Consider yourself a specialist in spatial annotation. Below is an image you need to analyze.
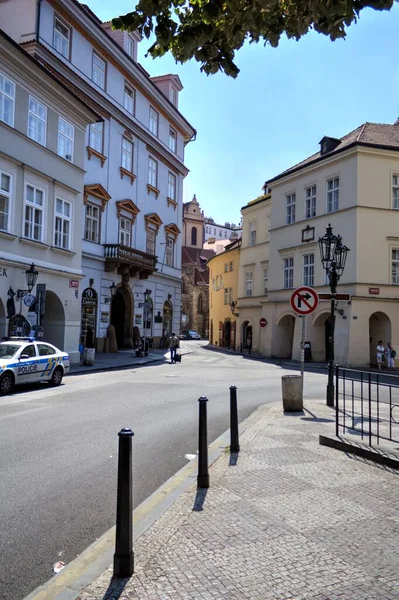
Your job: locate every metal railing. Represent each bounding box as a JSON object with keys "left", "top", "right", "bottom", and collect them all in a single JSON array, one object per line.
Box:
[
  {"left": 104, "top": 244, "right": 157, "bottom": 269},
  {"left": 335, "top": 366, "right": 399, "bottom": 445}
]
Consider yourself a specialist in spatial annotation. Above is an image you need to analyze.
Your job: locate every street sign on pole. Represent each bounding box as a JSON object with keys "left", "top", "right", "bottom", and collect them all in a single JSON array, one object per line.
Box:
[
  {"left": 259, "top": 317, "right": 267, "bottom": 328},
  {"left": 318, "top": 293, "right": 350, "bottom": 301},
  {"left": 290, "top": 286, "right": 319, "bottom": 316}
]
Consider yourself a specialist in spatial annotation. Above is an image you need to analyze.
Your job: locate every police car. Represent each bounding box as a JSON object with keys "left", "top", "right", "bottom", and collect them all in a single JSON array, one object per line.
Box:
[{"left": 0, "top": 337, "right": 70, "bottom": 395}]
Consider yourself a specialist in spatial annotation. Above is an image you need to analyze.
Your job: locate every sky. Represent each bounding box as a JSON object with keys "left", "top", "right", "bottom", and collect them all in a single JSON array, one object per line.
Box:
[{"left": 86, "top": 1, "right": 399, "bottom": 226}]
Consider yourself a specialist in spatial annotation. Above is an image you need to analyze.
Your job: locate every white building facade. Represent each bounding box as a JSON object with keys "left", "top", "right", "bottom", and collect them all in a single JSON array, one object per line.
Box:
[{"left": 204, "top": 218, "right": 241, "bottom": 242}]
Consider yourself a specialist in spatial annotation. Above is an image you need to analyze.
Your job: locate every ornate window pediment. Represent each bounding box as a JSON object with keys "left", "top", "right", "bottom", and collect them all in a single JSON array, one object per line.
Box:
[
  {"left": 165, "top": 223, "right": 180, "bottom": 239},
  {"left": 145, "top": 212, "right": 163, "bottom": 232},
  {"left": 116, "top": 200, "right": 140, "bottom": 222},
  {"left": 84, "top": 184, "right": 111, "bottom": 212}
]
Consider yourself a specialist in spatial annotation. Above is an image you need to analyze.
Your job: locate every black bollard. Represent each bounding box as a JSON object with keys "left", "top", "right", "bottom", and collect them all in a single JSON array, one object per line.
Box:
[
  {"left": 230, "top": 386, "right": 240, "bottom": 453},
  {"left": 114, "top": 428, "right": 134, "bottom": 578},
  {"left": 197, "top": 396, "right": 209, "bottom": 489}
]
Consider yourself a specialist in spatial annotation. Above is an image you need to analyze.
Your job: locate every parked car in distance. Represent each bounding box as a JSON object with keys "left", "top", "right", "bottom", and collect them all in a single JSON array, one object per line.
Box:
[{"left": 179, "top": 330, "right": 201, "bottom": 340}]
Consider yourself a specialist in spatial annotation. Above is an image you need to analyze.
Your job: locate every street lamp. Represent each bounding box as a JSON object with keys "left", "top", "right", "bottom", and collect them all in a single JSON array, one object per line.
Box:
[
  {"left": 319, "top": 224, "right": 349, "bottom": 406},
  {"left": 109, "top": 282, "right": 117, "bottom": 298},
  {"left": 16, "top": 263, "right": 39, "bottom": 299}
]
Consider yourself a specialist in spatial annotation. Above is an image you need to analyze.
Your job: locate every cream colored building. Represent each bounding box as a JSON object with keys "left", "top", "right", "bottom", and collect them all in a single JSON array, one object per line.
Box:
[
  {"left": 262, "top": 122, "right": 399, "bottom": 367},
  {"left": 236, "top": 194, "right": 271, "bottom": 353}
]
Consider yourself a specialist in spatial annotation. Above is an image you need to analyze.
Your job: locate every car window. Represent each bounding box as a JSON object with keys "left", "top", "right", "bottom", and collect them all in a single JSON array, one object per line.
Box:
[
  {"left": 22, "top": 344, "right": 36, "bottom": 358},
  {"left": 37, "top": 344, "right": 56, "bottom": 356},
  {"left": 0, "top": 344, "right": 21, "bottom": 358}
]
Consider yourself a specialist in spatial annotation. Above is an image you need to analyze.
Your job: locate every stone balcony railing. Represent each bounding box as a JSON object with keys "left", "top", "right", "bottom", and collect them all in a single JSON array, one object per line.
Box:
[{"left": 104, "top": 244, "right": 157, "bottom": 279}]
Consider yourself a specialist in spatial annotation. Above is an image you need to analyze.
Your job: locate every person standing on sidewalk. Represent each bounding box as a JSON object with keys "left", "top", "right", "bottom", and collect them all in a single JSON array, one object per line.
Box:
[
  {"left": 169, "top": 332, "right": 179, "bottom": 363},
  {"left": 386, "top": 342, "right": 396, "bottom": 370},
  {"left": 376, "top": 340, "right": 385, "bottom": 371}
]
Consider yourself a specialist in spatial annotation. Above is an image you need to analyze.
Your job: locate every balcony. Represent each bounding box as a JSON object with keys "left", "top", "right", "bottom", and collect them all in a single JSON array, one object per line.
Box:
[{"left": 104, "top": 244, "right": 157, "bottom": 279}]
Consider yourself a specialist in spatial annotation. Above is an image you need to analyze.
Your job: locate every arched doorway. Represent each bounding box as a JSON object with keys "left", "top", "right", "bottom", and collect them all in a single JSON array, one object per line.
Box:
[
  {"left": 275, "top": 314, "right": 295, "bottom": 358},
  {"left": 310, "top": 312, "right": 331, "bottom": 362},
  {"left": 162, "top": 300, "right": 173, "bottom": 336},
  {"left": 242, "top": 321, "right": 253, "bottom": 351},
  {"left": 369, "top": 312, "right": 391, "bottom": 366},
  {"left": 111, "top": 286, "right": 133, "bottom": 349},
  {"left": 224, "top": 319, "right": 231, "bottom": 349},
  {"left": 8, "top": 314, "right": 31, "bottom": 337},
  {"left": 43, "top": 291, "right": 65, "bottom": 350}
]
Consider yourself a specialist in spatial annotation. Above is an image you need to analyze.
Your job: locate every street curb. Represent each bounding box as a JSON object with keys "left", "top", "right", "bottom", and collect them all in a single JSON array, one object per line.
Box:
[{"left": 23, "top": 402, "right": 277, "bottom": 600}]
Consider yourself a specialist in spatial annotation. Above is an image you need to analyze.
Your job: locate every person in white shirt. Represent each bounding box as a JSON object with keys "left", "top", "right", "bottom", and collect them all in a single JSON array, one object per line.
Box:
[{"left": 376, "top": 340, "right": 385, "bottom": 371}]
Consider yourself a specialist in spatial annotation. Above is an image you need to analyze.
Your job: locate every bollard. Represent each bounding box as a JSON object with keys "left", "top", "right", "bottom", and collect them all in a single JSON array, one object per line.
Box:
[
  {"left": 197, "top": 396, "right": 209, "bottom": 489},
  {"left": 230, "top": 386, "right": 240, "bottom": 453},
  {"left": 113, "top": 428, "right": 134, "bottom": 578}
]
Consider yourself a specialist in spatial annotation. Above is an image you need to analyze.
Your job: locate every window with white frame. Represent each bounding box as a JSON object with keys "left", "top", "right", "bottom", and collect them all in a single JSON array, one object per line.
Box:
[
  {"left": 58, "top": 117, "right": 74, "bottom": 161},
  {"left": 228, "top": 287, "right": 233, "bottom": 305},
  {"left": 119, "top": 217, "right": 131, "bottom": 247},
  {"left": 245, "top": 271, "right": 253, "bottom": 297},
  {"left": 28, "top": 96, "right": 47, "bottom": 146},
  {"left": 126, "top": 36, "right": 134, "bottom": 58},
  {"left": 148, "top": 157, "right": 158, "bottom": 188},
  {"left": 0, "top": 72, "right": 15, "bottom": 126},
  {"left": 224, "top": 262, "right": 228, "bottom": 273},
  {"left": 54, "top": 197, "right": 71, "bottom": 250},
  {"left": 392, "top": 249, "right": 399, "bottom": 284},
  {"left": 149, "top": 107, "right": 158, "bottom": 136},
  {"left": 166, "top": 236, "right": 174, "bottom": 266},
  {"left": 89, "top": 121, "right": 103, "bottom": 153},
  {"left": 286, "top": 193, "right": 296, "bottom": 225},
  {"left": 0, "top": 171, "right": 12, "bottom": 232},
  {"left": 53, "top": 18, "right": 70, "bottom": 58},
  {"left": 283, "top": 257, "right": 294, "bottom": 289},
  {"left": 146, "top": 226, "right": 156, "bottom": 255},
  {"left": 168, "top": 127, "right": 177, "bottom": 152},
  {"left": 249, "top": 221, "right": 256, "bottom": 246},
  {"left": 327, "top": 177, "right": 339, "bottom": 213},
  {"left": 168, "top": 172, "right": 176, "bottom": 200},
  {"left": 224, "top": 288, "right": 229, "bottom": 305},
  {"left": 229, "top": 261, "right": 233, "bottom": 272},
  {"left": 263, "top": 268, "right": 268, "bottom": 295},
  {"left": 121, "top": 138, "right": 133, "bottom": 172},
  {"left": 171, "top": 88, "right": 177, "bottom": 106},
  {"left": 303, "top": 253, "right": 314, "bottom": 286},
  {"left": 92, "top": 53, "right": 106, "bottom": 89},
  {"left": 24, "top": 184, "right": 44, "bottom": 242},
  {"left": 124, "top": 85, "right": 135, "bottom": 114},
  {"left": 393, "top": 175, "right": 399, "bottom": 209},
  {"left": 305, "top": 185, "right": 316, "bottom": 219},
  {"left": 84, "top": 204, "right": 100, "bottom": 243}
]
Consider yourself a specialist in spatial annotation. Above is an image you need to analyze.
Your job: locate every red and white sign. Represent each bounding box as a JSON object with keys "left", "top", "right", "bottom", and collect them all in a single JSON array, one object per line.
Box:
[
  {"left": 369, "top": 287, "right": 380, "bottom": 295},
  {"left": 259, "top": 317, "right": 267, "bottom": 328},
  {"left": 69, "top": 280, "right": 79, "bottom": 288},
  {"left": 290, "top": 286, "right": 319, "bottom": 316}
]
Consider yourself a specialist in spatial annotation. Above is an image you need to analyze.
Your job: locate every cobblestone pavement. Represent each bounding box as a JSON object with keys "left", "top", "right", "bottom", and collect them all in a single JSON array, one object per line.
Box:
[{"left": 77, "top": 400, "right": 399, "bottom": 600}]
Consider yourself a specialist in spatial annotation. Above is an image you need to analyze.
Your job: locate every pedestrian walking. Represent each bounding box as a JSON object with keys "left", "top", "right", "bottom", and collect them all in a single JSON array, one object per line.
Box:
[
  {"left": 376, "top": 340, "right": 385, "bottom": 371},
  {"left": 169, "top": 332, "right": 179, "bottom": 363},
  {"left": 247, "top": 330, "right": 252, "bottom": 356},
  {"left": 386, "top": 342, "right": 396, "bottom": 370}
]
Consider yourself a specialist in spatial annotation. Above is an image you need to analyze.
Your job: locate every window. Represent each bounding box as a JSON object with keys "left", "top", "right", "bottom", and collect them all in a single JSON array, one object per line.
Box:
[
  {"left": 191, "top": 227, "right": 197, "bottom": 246},
  {"left": 92, "top": 53, "right": 106, "bottom": 90},
  {"left": 305, "top": 185, "right": 316, "bottom": 219},
  {"left": 23, "top": 344, "right": 36, "bottom": 358},
  {"left": 392, "top": 249, "right": 399, "bottom": 284},
  {"left": 267, "top": 216, "right": 271, "bottom": 240},
  {"left": 124, "top": 86, "right": 135, "bottom": 114},
  {"left": 24, "top": 184, "right": 44, "bottom": 242},
  {"left": 168, "top": 127, "right": 177, "bottom": 153},
  {"left": 148, "top": 157, "right": 158, "bottom": 187},
  {"left": 168, "top": 172, "right": 176, "bottom": 200},
  {"left": 224, "top": 263, "right": 228, "bottom": 273},
  {"left": 229, "top": 261, "right": 233, "bottom": 272},
  {"left": 54, "top": 197, "right": 71, "bottom": 250},
  {"left": 303, "top": 254, "right": 314, "bottom": 286},
  {"left": 28, "top": 96, "right": 47, "bottom": 146},
  {"left": 283, "top": 257, "right": 294, "bottom": 289},
  {"left": 89, "top": 122, "right": 103, "bottom": 153},
  {"left": 38, "top": 344, "right": 56, "bottom": 356},
  {"left": 327, "top": 177, "right": 339, "bottom": 213},
  {"left": 224, "top": 231, "right": 227, "bottom": 238},
  {"left": 228, "top": 288, "right": 233, "bottom": 305},
  {"left": 198, "top": 294, "right": 203, "bottom": 313},
  {"left": 245, "top": 272, "right": 253, "bottom": 297},
  {"left": 393, "top": 175, "right": 399, "bottom": 209},
  {"left": 84, "top": 204, "right": 100, "bottom": 243},
  {"left": 249, "top": 221, "right": 256, "bottom": 246},
  {"left": 0, "top": 171, "right": 11, "bottom": 232},
  {"left": 286, "top": 193, "right": 296, "bottom": 225},
  {"left": 0, "top": 72, "right": 15, "bottom": 126},
  {"left": 166, "top": 236, "right": 174, "bottom": 266},
  {"left": 53, "top": 18, "right": 70, "bottom": 58},
  {"left": 149, "top": 107, "right": 158, "bottom": 136},
  {"left": 126, "top": 37, "right": 134, "bottom": 58},
  {"left": 214, "top": 228, "right": 216, "bottom": 235},
  {"left": 171, "top": 88, "right": 177, "bottom": 106},
  {"left": 224, "top": 288, "right": 229, "bottom": 305},
  {"left": 58, "top": 117, "right": 74, "bottom": 161},
  {"left": 146, "top": 227, "right": 156, "bottom": 255},
  {"left": 122, "top": 138, "right": 133, "bottom": 172},
  {"left": 263, "top": 269, "right": 268, "bottom": 295},
  {"left": 219, "top": 230, "right": 222, "bottom": 236},
  {"left": 119, "top": 217, "right": 131, "bottom": 247}
]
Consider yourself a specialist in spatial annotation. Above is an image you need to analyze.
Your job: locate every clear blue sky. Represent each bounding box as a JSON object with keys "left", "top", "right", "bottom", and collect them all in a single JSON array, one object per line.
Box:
[{"left": 87, "top": 1, "right": 399, "bottom": 225}]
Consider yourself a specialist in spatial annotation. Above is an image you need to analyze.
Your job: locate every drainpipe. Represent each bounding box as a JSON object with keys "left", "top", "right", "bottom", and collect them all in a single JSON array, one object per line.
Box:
[{"left": 35, "top": 0, "right": 42, "bottom": 42}]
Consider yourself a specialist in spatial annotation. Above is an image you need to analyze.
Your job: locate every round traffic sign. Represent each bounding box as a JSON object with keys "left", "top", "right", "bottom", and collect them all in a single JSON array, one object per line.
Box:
[
  {"left": 290, "top": 286, "right": 319, "bottom": 316},
  {"left": 259, "top": 317, "right": 267, "bottom": 328}
]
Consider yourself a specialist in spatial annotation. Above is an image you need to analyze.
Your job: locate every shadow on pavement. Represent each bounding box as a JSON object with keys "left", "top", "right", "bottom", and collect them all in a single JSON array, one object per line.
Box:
[
  {"left": 102, "top": 576, "right": 129, "bottom": 600},
  {"left": 192, "top": 489, "right": 208, "bottom": 512},
  {"left": 229, "top": 452, "right": 239, "bottom": 467}
]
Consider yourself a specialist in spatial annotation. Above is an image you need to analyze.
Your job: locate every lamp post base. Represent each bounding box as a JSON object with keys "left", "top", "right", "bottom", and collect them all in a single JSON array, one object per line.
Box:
[{"left": 326, "top": 382, "right": 334, "bottom": 407}]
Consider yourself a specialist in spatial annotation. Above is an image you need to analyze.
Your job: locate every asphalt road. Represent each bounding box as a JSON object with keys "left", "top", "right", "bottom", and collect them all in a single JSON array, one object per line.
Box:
[{"left": 0, "top": 342, "right": 328, "bottom": 600}]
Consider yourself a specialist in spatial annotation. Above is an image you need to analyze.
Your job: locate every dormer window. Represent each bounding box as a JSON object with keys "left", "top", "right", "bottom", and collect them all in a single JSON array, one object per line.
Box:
[
  {"left": 126, "top": 36, "right": 136, "bottom": 60},
  {"left": 171, "top": 88, "right": 178, "bottom": 107},
  {"left": 320, "top": 136, "right": 341, "bottom": 156}
]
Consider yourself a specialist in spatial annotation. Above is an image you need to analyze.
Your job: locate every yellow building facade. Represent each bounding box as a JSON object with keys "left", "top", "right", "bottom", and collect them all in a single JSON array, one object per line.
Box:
[{"left": 208, "top": 239, "right": 241, "bottom": 349}]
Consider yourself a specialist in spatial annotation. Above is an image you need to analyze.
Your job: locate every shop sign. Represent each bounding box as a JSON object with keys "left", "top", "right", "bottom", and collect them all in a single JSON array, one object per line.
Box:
[
  {"left": 100, "top": 312, "right": 109, "bottom": 323},
  {"left": 369, "top": 287, "right": 380, "bottom": 295},
  {"left": 69, "top": 280, "right": 79, "bottom": 288},
  {"left": 135, "top": 314, "right": 142, "bottom": 325},
  {"left": 0, "top": 268, "right": 8, "bottom": 277},
  {"left": 82, "top": 288, "right": 97, "bottom": 306},
  {"left": 23, "top": 293, "right": 36, "bottom": 307}
]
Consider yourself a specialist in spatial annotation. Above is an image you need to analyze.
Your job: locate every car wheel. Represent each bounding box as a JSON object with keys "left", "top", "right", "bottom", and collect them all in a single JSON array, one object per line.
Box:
[
  {"left": 0, "top": 372, "right": 14, "bottom": 395},
  {"left": 50, "top": 366, "right": 63, "bottom": 387}
]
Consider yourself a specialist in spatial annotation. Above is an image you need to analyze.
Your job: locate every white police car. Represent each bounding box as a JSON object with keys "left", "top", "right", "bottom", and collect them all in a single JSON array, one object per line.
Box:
[{"left": 0, "top": 337, "right": 70, "bottom": 395}]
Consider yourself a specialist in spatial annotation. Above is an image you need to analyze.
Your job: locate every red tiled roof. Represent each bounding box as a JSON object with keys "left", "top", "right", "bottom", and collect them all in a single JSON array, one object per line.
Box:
[{"left": 182, "top": 246, "right": 215, "bottom": 266}]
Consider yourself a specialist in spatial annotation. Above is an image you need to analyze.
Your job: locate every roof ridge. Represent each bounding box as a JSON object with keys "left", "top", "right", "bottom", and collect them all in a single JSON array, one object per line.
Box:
[{"left": 357, "top": 122, "right": 368, "bottom": 142}]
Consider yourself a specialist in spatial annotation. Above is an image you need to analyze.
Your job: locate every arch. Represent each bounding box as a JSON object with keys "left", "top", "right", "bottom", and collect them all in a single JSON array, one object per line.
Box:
[
  {"left": 162, "top": 300, "right": 173, "bottom": 336},
  {"left": 42, "top": 290, "right": 65, "bottom": 350},
  {"left": 308, "top": 311, "right": 331, "bottom": 361},
  {"left": 111, "top": 285, "right": 134, "bottom": 349},
  {"left": 275, "top": 314, "right": 295, "bottom": 358},
  {"left": 276, "top": 311, "right": 296, "bottom": 327},
  {"left": 241, "top": 320, "right": 253, "bottom": 351},
  {"left": 224, "top": 318, "right": 232, "bottom": 349},
  {"left": 369, "top": 312, "right": 392, "bottom": 366},
  {"left": 191, "top": 226, "right": 197, "bottom": 246}
]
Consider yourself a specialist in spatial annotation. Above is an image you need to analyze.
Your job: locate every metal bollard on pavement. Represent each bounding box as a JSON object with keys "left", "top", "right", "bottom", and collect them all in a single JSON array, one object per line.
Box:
[
  {"left": 113, "top": 427, "right": 134, "bottom": 578},
  {"left": 197, "top": 396, "right": 210, "bottom": 489},
  {"left": 230, "top": 386, "right": 240, "bottom": 453}
]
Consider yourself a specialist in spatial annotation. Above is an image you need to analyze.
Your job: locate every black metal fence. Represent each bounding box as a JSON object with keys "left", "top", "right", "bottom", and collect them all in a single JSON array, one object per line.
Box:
[{"left": 335, "top": 366, "right": 399, "bottom": 445}]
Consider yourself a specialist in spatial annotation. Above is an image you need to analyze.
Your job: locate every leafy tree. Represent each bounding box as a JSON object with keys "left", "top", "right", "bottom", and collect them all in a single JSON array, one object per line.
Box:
[{"left": 112, "top": 1, "right": 395, "bottom": 78}]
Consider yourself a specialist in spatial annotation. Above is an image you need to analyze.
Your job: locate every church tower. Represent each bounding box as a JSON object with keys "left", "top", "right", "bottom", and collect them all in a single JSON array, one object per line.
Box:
[{"left": 182, "top": 194, "right": 205, "bottom": 248}]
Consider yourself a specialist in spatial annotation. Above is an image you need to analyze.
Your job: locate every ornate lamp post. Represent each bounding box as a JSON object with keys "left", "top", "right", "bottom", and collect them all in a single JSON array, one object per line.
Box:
[
  {"left": 109, "top": 281, "right": 117, "bottom": 298},
  {"left": 16, "top": 263, "right": 39, "bottom": 299},
  {"left": 318, "top": 224, "right": 349, "bottom": 406}
]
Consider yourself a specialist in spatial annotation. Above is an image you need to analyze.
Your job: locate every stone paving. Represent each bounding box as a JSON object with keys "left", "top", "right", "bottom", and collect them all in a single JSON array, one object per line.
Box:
[{"left": 77, "top": 400, "right": 399, "bottom": 600}]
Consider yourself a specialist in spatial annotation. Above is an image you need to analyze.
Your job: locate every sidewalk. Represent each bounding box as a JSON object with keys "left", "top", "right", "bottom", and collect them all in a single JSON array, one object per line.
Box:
[
  {"left": 69, "top": 348, "right": 191, "bottom": 375},
  {"left": 40, "top": 398, "right": 399, "bottom": 600}
]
